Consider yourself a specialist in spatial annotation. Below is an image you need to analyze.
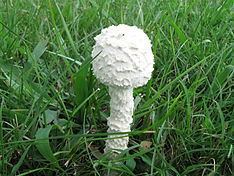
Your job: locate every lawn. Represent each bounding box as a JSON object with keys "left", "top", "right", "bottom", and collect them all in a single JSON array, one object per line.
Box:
[{"left": 0, "top": 0, "right": 233, "bottom": 175}]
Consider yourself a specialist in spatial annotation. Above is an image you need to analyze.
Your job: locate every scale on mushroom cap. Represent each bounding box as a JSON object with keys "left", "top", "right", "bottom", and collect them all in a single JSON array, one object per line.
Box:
[{"left": 92, "top": 24, "right": 154, "bottom": 154}]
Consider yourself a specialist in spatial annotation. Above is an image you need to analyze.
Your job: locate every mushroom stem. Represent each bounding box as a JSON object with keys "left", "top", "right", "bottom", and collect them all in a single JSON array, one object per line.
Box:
[{"left": 104, "top": 86, "right": 134, "bottom": 153}]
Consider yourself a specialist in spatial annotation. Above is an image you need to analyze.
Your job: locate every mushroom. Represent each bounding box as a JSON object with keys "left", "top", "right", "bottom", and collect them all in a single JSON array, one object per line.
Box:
[{"left": 92, "top": 24, "right": 154, "bottom": 153}]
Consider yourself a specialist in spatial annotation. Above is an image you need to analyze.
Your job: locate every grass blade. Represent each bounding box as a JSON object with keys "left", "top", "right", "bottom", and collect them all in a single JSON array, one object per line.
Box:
[
  {"left": 35, "top": 125, "right": 59, "bottom": 168},
  {"left": 10, "top": 145, "right": 31, "bottom": 176}
]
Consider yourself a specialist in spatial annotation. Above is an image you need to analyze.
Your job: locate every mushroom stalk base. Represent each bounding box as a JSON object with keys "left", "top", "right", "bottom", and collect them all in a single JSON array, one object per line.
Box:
[{"left": 104, "top": 86, "right": 134, "bottom": 153}]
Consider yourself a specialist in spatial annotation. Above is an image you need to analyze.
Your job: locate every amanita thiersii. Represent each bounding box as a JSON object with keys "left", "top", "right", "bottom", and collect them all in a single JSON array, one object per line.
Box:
[{"left": 92, "top": 24, "right": 154, "bottom": 153}]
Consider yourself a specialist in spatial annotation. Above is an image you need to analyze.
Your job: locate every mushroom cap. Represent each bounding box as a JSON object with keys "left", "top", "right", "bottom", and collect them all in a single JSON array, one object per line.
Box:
[{"left": 92, "top": 24, "right": 154, "bottom": 88}]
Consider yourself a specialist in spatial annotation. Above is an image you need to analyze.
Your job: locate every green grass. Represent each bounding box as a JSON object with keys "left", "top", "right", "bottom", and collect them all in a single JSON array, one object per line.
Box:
[{"left": 0, "top": 0, "right": 233, "bottom": 175}]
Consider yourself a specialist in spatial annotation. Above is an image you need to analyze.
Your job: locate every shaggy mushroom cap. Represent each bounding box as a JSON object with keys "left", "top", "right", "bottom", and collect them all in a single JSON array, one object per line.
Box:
[{"left": 92, "top": 24, "right": 154, "bottom": 88}]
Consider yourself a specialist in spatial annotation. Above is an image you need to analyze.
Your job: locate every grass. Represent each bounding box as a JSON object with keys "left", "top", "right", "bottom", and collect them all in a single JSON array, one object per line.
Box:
[{"left": 0, "top": 0, "right": 233, "bottom": 175}]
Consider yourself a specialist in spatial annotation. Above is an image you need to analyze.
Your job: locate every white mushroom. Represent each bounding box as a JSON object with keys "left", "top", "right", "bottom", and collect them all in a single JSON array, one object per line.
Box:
[{"left": 92, "top": 24, "right": 154, "bottom": 153}]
